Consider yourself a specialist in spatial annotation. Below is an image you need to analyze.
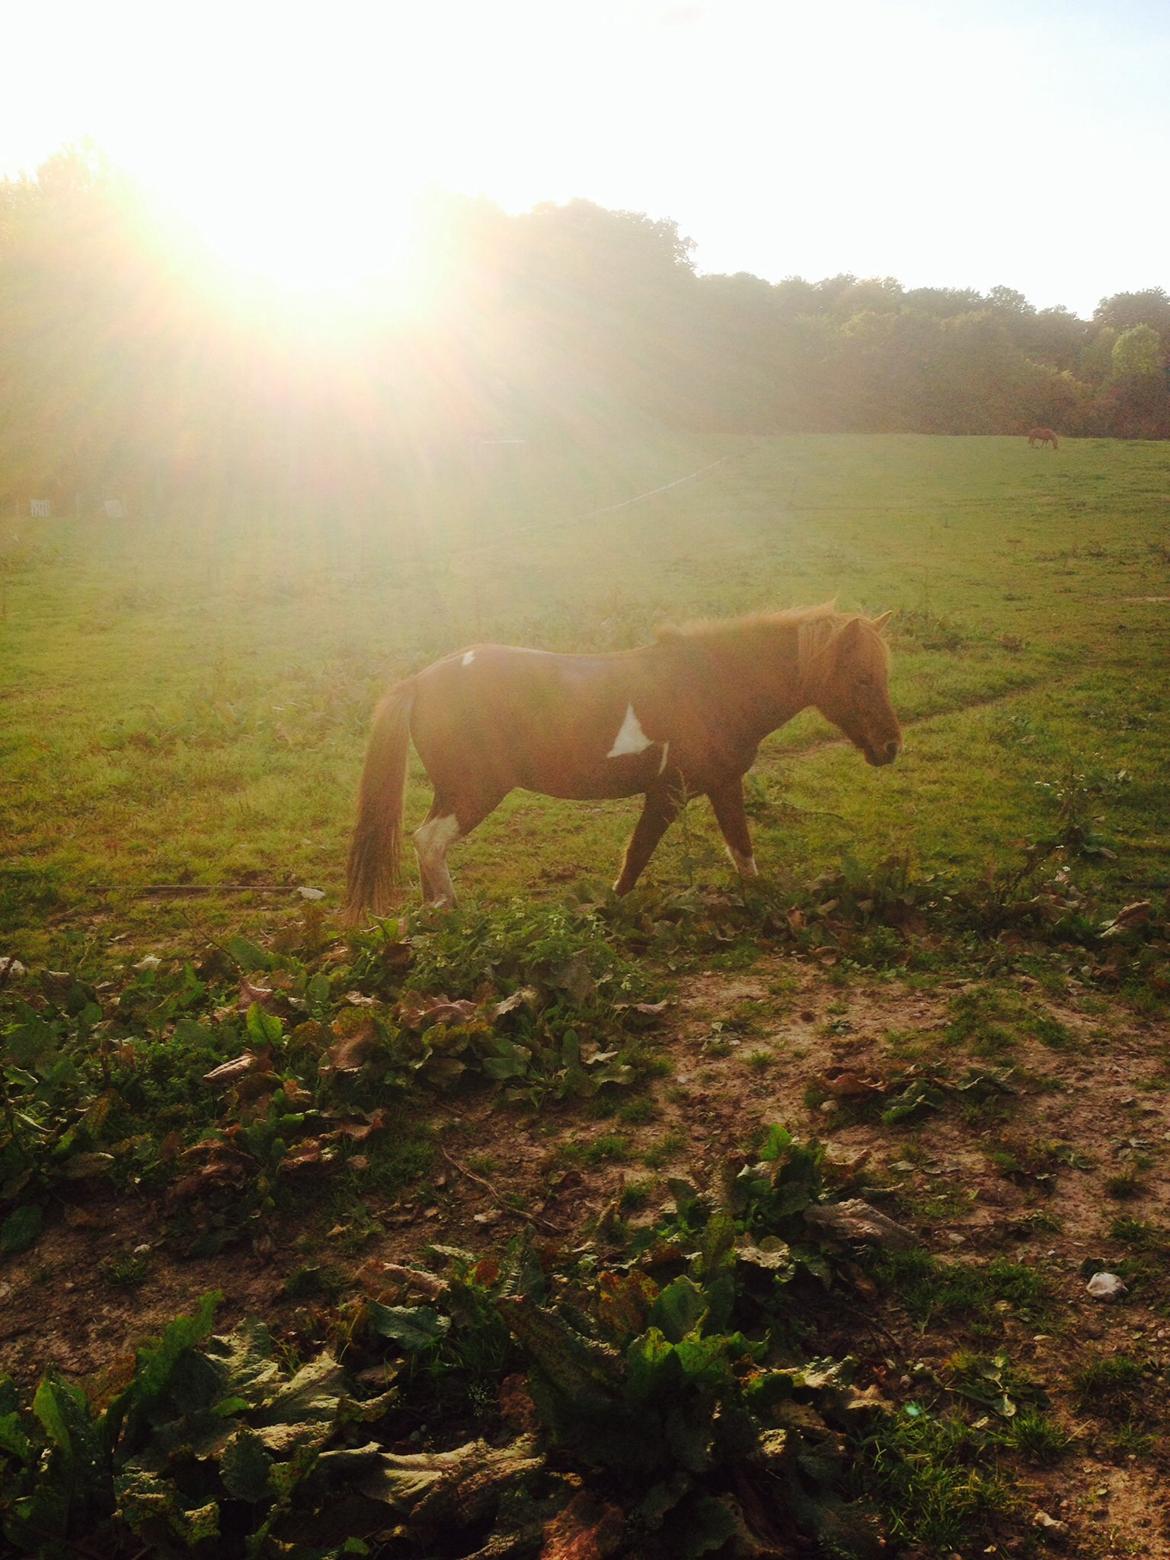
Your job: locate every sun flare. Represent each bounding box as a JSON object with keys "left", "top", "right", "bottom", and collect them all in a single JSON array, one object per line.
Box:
[{"left": 153, "top": 159, "right": 433, "bottom": 313}]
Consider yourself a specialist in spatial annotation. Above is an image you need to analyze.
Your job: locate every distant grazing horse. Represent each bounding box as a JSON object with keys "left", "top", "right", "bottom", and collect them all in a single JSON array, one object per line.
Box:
[
  {"left": 344, "top": 605, "right": 902, "bottom": 915},
  {"left": 1028, "top": 427, "right": 1059, "bottom": 448}
]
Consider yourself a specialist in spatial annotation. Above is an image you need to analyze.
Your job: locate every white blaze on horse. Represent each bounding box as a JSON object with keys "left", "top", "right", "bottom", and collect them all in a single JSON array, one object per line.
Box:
[{"left": 344, "top": 604, "right": 902, "bottom": 917}]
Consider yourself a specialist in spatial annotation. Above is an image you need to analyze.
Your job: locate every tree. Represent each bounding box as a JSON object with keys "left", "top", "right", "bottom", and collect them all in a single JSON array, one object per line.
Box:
[
  {"left": 988, "top": 285, "right": 1033, "bottom": 316},
  {"left": 1111, "top": 323, "right": 1162, "bottom": 380},
  {"left": 1094, "top": 288, "right": 1170, "bottom": 346},
  {"left": 1104, "top": 324, "right": 1169, "bottom": 438}
]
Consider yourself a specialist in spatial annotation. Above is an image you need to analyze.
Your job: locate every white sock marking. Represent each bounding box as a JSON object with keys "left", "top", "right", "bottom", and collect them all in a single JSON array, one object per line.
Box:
[
  {"left": 415, "top": 814, "right": 461, "bottom": 904},
  {"left": 607, "top": 703, "right": 653, "bottom": 758},
  {"left": 726, "top": 844, "right": 759, "bottom": 878},
  {"left": 657, "top": 741, "right": 670, "bottom": 776}
]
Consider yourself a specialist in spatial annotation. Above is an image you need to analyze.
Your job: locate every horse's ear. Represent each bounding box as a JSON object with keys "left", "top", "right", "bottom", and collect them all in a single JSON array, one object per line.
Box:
[{"left": 870, "top": 610, "right": 894, "bottom": 633}]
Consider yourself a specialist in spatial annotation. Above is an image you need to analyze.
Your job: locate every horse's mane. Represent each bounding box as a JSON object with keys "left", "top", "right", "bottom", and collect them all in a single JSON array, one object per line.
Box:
[
  {"left": 657, "top": 602, "right": 838, "bottom": 642},
  {"left": 656, "top": 604, "right": 887, "bottom": 688}
]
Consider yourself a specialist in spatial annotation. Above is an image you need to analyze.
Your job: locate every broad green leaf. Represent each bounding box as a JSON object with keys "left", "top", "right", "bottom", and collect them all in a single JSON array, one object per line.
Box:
[
  {"left": 261, "top": 1355, "right": 345, "bottom": 1425},
  {"left": 30, "top": 1376, "right": 107, "bottom": 1506},
  {"left": 649, "top": 1277, "right": 707, "bottom": 1344},
  {"left": 758, "top": 1124, "right": 793, "bottom": 1161},
  {"left": 696, "top": 1212, "right": 736, "bottom": 1281},
  {"left": 5, "top": 1016, "right": 59, "bottom": 1070},
  {"left": 736, "top": 1236, "right": 792, "bottom": 1272},
  {"left": 252, "top": 1418, "right": 335, "bottom": 1457},
  {"left": 246, "top": 1002, "right": 284, "bottom": 1047},
  {"left": 673, "top": 1494, "right": 739, "bottom": 1557},
  {"left": 501, "top": 1298, "right": 622, "bottom": 1413},
  {"left": 220, "top": 1427, "right": 272, "bottom": 1501},
  {"left": 559, "top": 1029, "right": 581, "bottom": 1068},
  {"left": 664, "top": 1403, "right": 713, "bottom": 1473},
  {"left": 590, "top": 1060, "right": 635, "bottom": 1087},
  {"left": 32, "top": 1376, "right": 90, "bottom": 1454},
  {"left": 307, "top": 971, "right": 333, "bottom": 1008},
  {"left": 225, "top": 935, "right": 272, "bottom": 971},
  {"left": 117, "top": 1466, "right": 222, "bottom": 1545},
  {"left": 365, "top": 1303, "right": 450, "bottom": 1352},
  {"left": 481, "top": 1039, "right": 530, "bottom": 1081},
  {"left": 314, "top": 1439, "right": 384, "bottom": 1471},
  {"left": 360, "top": 1436, "right": 541, "bottom": 1516},
  {"left": 635, "top": 1473, "right": 691, "bottom": 1530},
  {"left": 419, "top": 1055, "right": 466, "bottom": 1086},
  {"left": 207, "top": 1320, "right": 282, "bottom": 1409},
  {"left": 106, "top": 1291, "right": 221, "bottom": 1451},
  {"left": 624, "top": 1328, "right": 683, "bottom": 1406},
  {"left": 0, "top": 1203, "right": 43, "bottom": 1255},
  {"left": 674, "top": 1334, "right": 738, "bottom": 1389},
  {"left": 0, "top": 1410, "right": 31, "bottom": 1461}
]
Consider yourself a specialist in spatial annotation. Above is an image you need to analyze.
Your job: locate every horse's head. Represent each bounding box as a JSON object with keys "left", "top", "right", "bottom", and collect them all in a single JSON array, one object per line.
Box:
[{"left": 806, "top": 612, "right": 902, "bottom": 767}]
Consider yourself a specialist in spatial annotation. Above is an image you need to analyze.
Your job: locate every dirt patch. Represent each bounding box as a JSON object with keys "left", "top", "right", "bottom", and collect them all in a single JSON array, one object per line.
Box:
[{"left": 3, "top": 954, "right": 1168, "bottom": 1554}]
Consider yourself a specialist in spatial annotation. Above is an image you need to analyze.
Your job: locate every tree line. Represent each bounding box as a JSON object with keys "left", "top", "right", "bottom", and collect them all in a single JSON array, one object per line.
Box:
[{"left": 3, "top": 147, "right": 1169, "bottom": 513}]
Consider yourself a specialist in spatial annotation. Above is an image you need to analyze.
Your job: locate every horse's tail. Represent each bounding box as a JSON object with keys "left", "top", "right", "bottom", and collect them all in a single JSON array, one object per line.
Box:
[{"left": 343, "top": 680, "right": 416, "bottom": 924}]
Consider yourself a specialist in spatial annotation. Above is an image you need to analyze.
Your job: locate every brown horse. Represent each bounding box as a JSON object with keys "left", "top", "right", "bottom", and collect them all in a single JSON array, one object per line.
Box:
[
  {"left": 344, "top": 605, "right": 902, "bottom": 916},
  {"left": 1028, "top": 427, "right": 1059, "bottom": 448}
]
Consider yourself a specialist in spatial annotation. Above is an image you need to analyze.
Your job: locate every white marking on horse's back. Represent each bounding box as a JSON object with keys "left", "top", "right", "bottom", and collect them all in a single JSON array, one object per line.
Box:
[
  {"left": 461, "top": 650, "right": 476, "bottom": 666},
  {"left": 607, "top": 704, "right": 654, "bottom": 758}
]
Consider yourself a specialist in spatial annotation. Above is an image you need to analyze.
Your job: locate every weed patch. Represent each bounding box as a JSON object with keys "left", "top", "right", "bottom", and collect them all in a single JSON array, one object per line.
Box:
[{"left": 873, "top": 1249, "right": 1051, "bottom": 1332}]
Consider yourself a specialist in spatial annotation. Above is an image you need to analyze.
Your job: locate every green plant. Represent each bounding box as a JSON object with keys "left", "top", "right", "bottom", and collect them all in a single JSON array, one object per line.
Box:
[
  {"left": 101, "top": 1251, "right": 151, "bottom": 1290},
  {"left": 1074, "top": 1354, "right": 1146, "bottom": 1416},
  {"left": 873, "top": 1250, "right": 1050, "bottom": 1332},
  {"left": 861, "top": 1409, "right": 1006, "bottom": 1551},
  {"left": 1104, "top": 1171, "right": 1145, "bottom": 1200},
  {"left": 1002, "top": 1407, "right": 1074, "bottom": 1465},
  {"left": 642, "top": 1129, "right": 687, "bottom": 1168}
]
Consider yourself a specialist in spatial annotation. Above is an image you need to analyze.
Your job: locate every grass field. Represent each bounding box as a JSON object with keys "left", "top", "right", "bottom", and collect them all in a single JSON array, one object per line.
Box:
[
  {"left": 3, "top": 433, "right": 1170, "bottom": 1558},
  {"left": 3, "top": 431, "right": 1169, "bottom": 947}
]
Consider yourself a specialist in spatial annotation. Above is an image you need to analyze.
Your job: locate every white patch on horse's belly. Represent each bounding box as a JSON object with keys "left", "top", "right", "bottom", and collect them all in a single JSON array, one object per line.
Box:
[
  {"left": 606, "top": 704, "right": 654, "bottom": 758},
  {"left": 461, "top": 650, "right": 476, "bottom": 666}
]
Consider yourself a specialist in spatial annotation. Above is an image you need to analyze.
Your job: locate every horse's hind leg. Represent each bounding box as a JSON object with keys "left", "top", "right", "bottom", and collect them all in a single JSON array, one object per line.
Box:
[
  {"left": 415, "top": 807, "right": 461, "bottom": 906},
  {"left": 414, "top": 788, "right": 504, "bottom": 907}
]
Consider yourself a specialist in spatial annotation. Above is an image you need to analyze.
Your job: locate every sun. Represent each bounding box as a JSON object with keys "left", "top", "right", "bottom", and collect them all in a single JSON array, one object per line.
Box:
[{"left": 155, "top": 161, "right": 432, "bottom": 311}]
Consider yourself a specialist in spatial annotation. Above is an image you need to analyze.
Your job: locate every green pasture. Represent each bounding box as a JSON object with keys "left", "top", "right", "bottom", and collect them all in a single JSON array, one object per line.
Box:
[{"left": 3, "top": 431, "right": 1169, "bottom": 954}]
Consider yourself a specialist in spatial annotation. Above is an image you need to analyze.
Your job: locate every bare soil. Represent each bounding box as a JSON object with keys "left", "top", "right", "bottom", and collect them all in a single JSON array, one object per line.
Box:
[{"left": 4, "top": 954, "right": 1169, "bottom": 1556}]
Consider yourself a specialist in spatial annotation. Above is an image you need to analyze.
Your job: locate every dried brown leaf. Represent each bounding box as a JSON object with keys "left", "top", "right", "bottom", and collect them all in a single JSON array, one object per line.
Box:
[
  {"left": 400, "top": 995, "right": 480, "bottom": 1031},
  {"left": 324, "top": 1017, "right": 380, "bottom": 1073},
  {"left": 542, "top": 1490, "right": 625, "bottom": 1559},
  {"left": 203, "top": 1051, "right": 269, "bottom": 1087},
  {"left": 821, "top": 1069, "right": 883, "bottom": 1099}
]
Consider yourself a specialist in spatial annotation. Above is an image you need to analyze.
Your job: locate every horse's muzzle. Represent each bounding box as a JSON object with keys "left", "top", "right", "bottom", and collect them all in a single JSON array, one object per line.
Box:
[{"left": 866, "top": 738, "right": 902, "bottom": 767}]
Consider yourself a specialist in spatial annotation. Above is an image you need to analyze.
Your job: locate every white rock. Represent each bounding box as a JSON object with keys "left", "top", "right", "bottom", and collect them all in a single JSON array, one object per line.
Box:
[
  {"left": 1034, "top": 1509, "right": 1068, "bottom": 1534},
  {"left": 0, "top": 956, "right": 27, "bottom": 980},
  {"left": 1086, "top": 1271, "right": 1127, "bottom": 1301}
]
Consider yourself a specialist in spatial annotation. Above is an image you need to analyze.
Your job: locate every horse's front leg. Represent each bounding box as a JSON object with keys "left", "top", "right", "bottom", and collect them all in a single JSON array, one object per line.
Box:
[
  {"left": 613, "top": 783, "right": 682, "bottom": 895},
  {"left": 708, "top": 776, "right": 759, "bottom": 880}
]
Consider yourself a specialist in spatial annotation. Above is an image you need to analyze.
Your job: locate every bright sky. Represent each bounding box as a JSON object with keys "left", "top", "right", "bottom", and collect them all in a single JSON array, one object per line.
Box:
[{"left": 2, "top": 0, "right": 1168, "bottom": 316}]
